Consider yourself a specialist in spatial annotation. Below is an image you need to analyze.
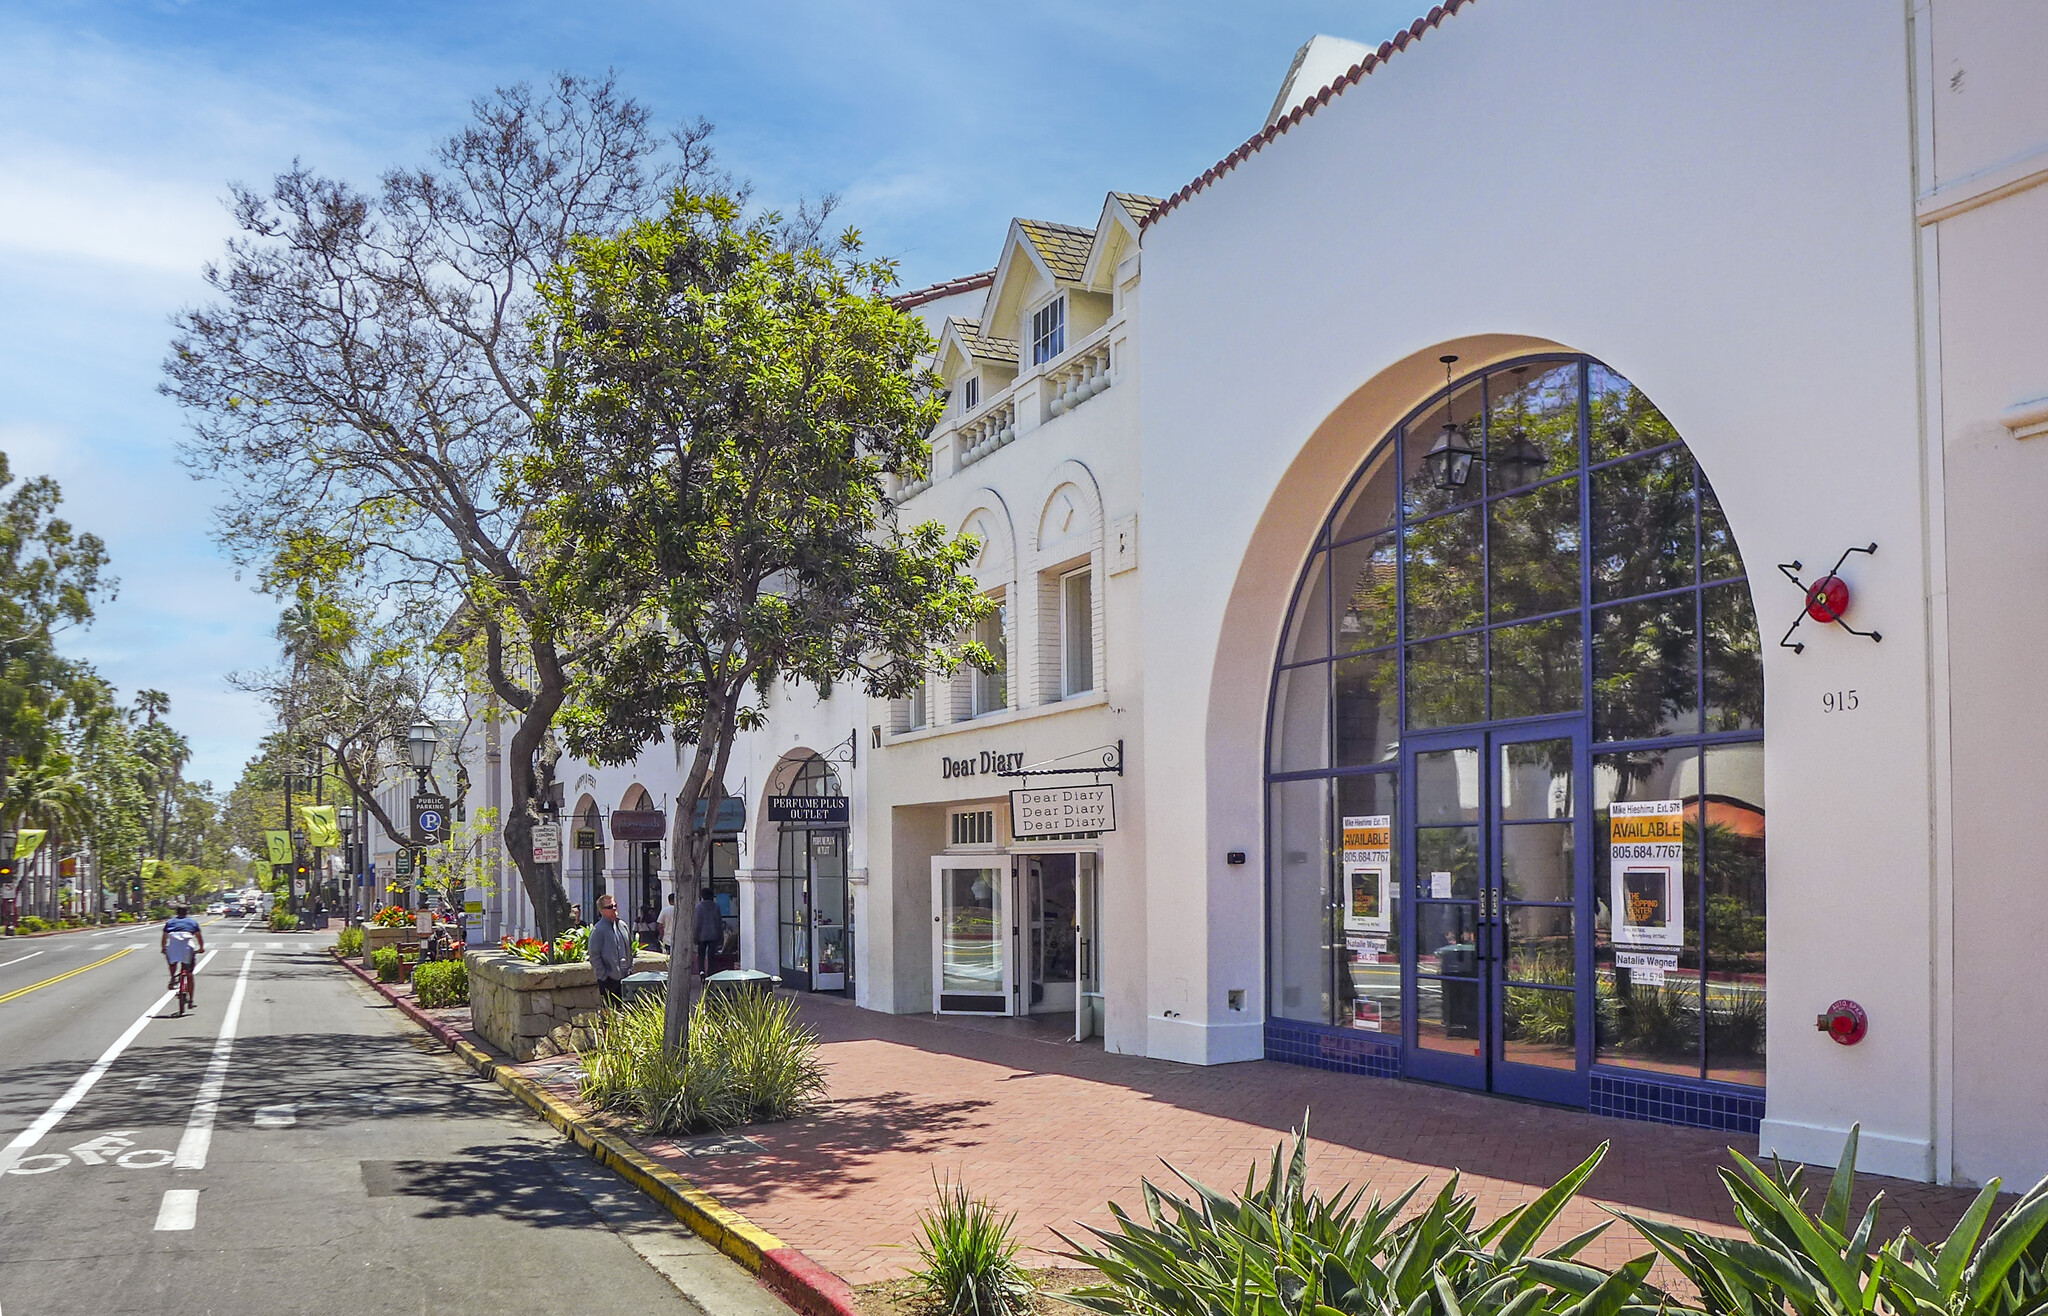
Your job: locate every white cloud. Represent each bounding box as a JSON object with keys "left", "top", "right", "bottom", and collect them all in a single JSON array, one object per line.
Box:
[{"left": 0, "top": 154, "right": 234, "bottom": 275}]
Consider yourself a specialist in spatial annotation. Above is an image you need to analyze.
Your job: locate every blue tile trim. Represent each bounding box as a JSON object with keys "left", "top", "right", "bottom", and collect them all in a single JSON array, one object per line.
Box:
[
  {"left": 1588, "top": 1069, "right": 1764, "bottom": 1134},
  {"left": 1264, "top": 1018, "right": 1402, "bottom": 1079},
  {"left": 1265, "top": 1022, "right": 1764, "bottom": 1134}
]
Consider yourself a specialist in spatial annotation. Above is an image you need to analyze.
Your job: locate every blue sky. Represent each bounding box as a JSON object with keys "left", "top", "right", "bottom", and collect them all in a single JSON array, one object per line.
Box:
[{"left": 0, "top": 0, "right": 1426, "bottom": 788}]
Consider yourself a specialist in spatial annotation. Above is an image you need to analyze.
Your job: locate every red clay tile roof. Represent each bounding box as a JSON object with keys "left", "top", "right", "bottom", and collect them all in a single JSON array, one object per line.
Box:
[
  {"left": 893, "top": 269, "right": 996, "bottom": 310},
  {"left": 1142, "top": 1, "right": 1477, "bottom": 230}
]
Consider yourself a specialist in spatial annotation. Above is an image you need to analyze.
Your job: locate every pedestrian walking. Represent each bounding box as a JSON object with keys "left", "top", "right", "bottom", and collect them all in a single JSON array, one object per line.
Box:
[
  {"left": 568, "top": 902, "right": 585, "bottom": 929},
  {"left": 693, "top": 888, "right": 722, "bottom": 978},
  {"left": 587, "top": 895, "right": 632, "bottom": 1007},
  {"left": 654, "top": 892, "right": 675, "bottom": 953}
]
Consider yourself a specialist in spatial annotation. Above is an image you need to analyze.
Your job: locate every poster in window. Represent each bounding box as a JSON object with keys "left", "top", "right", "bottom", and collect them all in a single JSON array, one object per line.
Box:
[
  {"left": 1340, "top": 814, "right": 1391, "bottom": 934},
  {"left": 1610, "top": 799, "right": 1684, "bottom": 947}
]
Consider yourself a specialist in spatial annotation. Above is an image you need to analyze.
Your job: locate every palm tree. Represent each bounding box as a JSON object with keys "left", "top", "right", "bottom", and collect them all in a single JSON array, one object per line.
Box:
[{"left": 134, "top": 689, "right": 170, "bottom": 726}]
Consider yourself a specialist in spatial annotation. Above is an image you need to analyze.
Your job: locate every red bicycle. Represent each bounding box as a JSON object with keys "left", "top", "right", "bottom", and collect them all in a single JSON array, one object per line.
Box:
[{"left": 172, "top": 960, "right": 195, "bottom": 1016}]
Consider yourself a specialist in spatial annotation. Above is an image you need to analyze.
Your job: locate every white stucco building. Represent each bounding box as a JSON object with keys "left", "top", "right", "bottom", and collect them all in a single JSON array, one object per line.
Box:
[{"left": 458, "top": 1, "right": 2048, "bottom": 1188}]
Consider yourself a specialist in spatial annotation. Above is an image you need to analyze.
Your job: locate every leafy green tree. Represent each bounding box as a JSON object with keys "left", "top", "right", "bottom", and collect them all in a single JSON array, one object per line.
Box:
[
  {"left": 163, "top": 76, "right": 711, "bottom": 940},
  {"left": 529, "top": 184, "right": 990, "bottom": 1051}
]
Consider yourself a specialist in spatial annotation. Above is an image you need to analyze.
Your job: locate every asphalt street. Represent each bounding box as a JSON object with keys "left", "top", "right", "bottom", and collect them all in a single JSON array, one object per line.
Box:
[{"left": 0, "top": 919, "right": 789, "bottom": 1316}]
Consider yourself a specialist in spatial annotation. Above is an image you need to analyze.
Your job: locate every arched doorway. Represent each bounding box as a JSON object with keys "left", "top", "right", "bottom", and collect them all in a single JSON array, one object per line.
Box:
[
  {"left": 775, "top": 756, "right": 851, "bottom": 993},
  {"left": 1266, "top": 354, "right": 1765, "bottom": 1108}
]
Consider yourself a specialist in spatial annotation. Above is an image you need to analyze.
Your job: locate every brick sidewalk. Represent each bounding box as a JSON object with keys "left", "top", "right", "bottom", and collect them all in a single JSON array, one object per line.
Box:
[
  {"left": 632, "top": 996, "right": 1986, "bottom": 1287},
  {"left": 392, "top": 973, "right": 1987, "bottom": 1292}
]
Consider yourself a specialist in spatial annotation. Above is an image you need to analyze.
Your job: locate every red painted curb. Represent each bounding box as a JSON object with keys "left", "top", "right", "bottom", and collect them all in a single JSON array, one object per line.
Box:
[{"left": 761, "top": 1247, "right": 863, "bottom": 1316}]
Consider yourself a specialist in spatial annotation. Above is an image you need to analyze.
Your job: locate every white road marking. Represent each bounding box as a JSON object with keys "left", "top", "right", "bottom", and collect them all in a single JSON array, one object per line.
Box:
[
  {"left": 265, "top": 941, "right": 282, "bottom": 950},
  {"left": 173, "top": 950, "right": 254, "bottom": 1170},
  {"left": 229, "top": 942, "right": 248, "bottom": 950},
  {"left": 68, "top": 1132, "right": 136, "bottom": 1164},
  {"left": 154, "top": 1188, "right": 198, "bottom": 1231},
  {"left": 0, "top": 951, "right": 44, "bottom": 969},
  {"left": 0, "top": 948, "right": 216, "bottom": 1175},
  {"left": 253, "top": 1104, "right": 296, "bottom": 1128}
]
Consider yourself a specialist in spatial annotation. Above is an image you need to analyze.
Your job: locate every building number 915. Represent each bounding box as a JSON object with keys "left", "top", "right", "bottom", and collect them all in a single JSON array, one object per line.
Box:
[{"left": 1822, "top": 689, "right": 1860, "bottom": 713}]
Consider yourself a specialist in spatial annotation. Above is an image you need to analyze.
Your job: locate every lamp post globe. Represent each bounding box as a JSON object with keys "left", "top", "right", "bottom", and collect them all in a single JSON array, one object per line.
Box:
[{"left": 407, "top": 720, "right": 438, "bottom": 771}]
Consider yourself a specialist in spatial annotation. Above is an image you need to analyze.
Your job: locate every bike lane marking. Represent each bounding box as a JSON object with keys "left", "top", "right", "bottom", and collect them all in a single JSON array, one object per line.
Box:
[
  {"left": 0, "top": 951, "right": 44, "bottom": 970},
  {"left": 173, "top": 948, "right": 255, "bottom": 1170},
  {"left": 0, "top": 949, "right": 219, "bottom": 1176},
  {"left": 154, "top": 1188, "right": 198, "bottom": 1231},
  {"left": 0, "top": 949, "right": 135, "bottom": 1005}
]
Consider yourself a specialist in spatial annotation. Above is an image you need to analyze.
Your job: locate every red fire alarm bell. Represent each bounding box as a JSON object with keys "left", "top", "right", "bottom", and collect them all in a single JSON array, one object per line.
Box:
[
  {"left": 1816, "top": 999, "right": 1867, "bottom": 1045},
  {"left": 1805, "top": 575, "right": 1851, "bottom": 623}
]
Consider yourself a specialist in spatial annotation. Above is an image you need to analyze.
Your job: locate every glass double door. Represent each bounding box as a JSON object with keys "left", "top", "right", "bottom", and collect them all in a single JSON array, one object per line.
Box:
[
  {"left": 778, "top": 827, "right": 850, "bottom": 992},
  {"left": 931, "top": 852, "right": 1098, "bottom": 1038},
  {"left": 1404, "top": 721, "right": 1588, "bottom": 1105}
]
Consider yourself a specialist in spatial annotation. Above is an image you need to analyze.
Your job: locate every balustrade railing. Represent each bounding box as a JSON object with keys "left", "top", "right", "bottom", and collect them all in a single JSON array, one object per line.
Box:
[
  {"left": 1046, "top": 337, "right": 1113, "bottom": 418},
  {"left": 957, "top": 398, "right": 1018, "bottom": 470}
]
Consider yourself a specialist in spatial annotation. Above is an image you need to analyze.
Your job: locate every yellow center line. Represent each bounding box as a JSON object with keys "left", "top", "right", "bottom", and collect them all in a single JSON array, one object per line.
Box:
[{"left": 0, "top": 948, "right": 136, "bottom": 1005}]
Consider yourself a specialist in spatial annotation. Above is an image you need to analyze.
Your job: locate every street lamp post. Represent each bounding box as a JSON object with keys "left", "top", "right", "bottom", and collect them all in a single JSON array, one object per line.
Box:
[
  {"left": 336, "top": 802, "right": 355, "bottom": 924},
  {"left": 405, "top": 720, "right": 437, "bottom": 911}
]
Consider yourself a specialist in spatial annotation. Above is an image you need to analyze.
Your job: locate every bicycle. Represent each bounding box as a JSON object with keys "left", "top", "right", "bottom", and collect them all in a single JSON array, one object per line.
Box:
[{"left": 173, "top": 960, "right": 195, "bottom": 1016}]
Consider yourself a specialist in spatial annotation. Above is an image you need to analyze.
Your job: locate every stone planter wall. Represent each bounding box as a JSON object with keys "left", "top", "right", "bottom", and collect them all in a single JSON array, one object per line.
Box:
[
  {"left": 466, "top": 948, "right": 668, "bottom": 1061},
  {"left": 363, "top": 924, "right": 410, "bottom": 966}
]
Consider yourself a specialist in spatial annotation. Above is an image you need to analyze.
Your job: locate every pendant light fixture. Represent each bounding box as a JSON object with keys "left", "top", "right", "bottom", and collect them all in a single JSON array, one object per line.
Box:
[
  {"left": 1423, "top": 354, "right": 1480, "bottom": 491},
  {"left": 1496, "top": 365, "right": 1548, "bottom": 489}
]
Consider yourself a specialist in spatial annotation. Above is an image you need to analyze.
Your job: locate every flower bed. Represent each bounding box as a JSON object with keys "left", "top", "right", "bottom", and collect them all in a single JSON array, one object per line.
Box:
[{"left": 465, "top": 946, "right": 667, "bottom": 1062}]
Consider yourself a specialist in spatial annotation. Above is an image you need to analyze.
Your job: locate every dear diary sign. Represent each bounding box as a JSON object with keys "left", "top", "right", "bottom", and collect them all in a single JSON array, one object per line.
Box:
[{"left": 1009, "top": 785, "right": 1116, "bottom": 837}]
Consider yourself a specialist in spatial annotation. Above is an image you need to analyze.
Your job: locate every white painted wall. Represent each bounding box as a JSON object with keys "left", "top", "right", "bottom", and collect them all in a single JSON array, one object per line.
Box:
[{"left": 1139, "top": 1, "right": 1940, "bottom": 1175}]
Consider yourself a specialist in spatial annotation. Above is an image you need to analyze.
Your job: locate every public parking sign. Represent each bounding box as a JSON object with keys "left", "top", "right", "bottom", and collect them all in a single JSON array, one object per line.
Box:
[{"left": 411, "top": 792, "right": 450, "bottom": 847}]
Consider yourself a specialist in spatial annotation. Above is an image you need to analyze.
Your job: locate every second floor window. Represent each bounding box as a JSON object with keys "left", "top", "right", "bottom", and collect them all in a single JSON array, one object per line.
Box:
[
  {"left": 962, "top": 376, "right": 980, "bottom": 412},
  {"left": 1060, "top": 567, "right": 1094, "bottom": 698},
  {"left": 1031, "top": 297, "right": 1066, "bottom": 366},
  {"left": 909, "top": 676, "right": 929, "bottom": 730},
  {"left": 972, "top": 595, "right": 1007, "bottom": 716}
]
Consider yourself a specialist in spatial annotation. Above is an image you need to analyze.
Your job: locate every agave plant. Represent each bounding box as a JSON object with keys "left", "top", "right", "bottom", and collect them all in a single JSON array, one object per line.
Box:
[
  {"left": 1610, "top": 1124, "right": 2048, "bottom": 1316},
  {"left": 1055, "top": 1115, "right": 1647, "bottom": 1316}
]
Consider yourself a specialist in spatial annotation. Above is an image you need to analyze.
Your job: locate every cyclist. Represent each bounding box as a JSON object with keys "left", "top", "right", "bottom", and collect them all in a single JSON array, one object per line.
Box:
[{"left": 161, "top": 904, "right": 204, "bottom": 1014}]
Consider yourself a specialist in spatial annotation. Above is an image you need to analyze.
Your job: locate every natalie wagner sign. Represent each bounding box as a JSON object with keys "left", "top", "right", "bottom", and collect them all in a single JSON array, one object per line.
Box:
[{"left": 1010, "top": 785, "right": 1116, "bottom": 837}]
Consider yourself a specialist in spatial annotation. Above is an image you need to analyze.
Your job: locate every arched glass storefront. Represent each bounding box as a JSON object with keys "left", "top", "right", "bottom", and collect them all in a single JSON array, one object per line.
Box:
[
  {"left": 1266, "top": 355, "right": 1765, "bottom": 1113},
  {"left": 777, "top": 756, "right": 852, "bottom": 993}
]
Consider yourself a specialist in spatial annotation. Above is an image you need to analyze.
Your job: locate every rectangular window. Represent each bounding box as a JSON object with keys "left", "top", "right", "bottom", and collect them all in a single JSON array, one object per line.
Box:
[
  {"left": 972, "top": 595, "right": 1007, "bottom": 716},
  {"left": 949, "top": 808, "right": 995, "bottom": 848},
  {"left": 1031, "top": 297, "right": 1066, "bottom": 366},
  {"left": 962, "top": 376, "right": 980, "bottom": 412},
  {"left": 909, "top": 677, "right": 929, "bottom": 730},
  {"left": 1060, "top": 568, "right": 1094, "bottom": 697}
]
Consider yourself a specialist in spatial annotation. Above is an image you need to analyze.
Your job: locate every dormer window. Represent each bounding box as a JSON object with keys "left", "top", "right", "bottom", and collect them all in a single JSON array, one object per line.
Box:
[
  {"left": 1031, "top": 296, "right": 1066, "bottom": 366},
  {"left": 962, "top": 376, "right": 980, "bottom": 413}
]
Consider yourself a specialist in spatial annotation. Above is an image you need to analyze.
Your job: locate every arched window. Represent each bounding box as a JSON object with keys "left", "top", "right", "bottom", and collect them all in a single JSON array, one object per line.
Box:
[{"left": 1266, "top": 355, "right": 1765, "bottom": 1109}]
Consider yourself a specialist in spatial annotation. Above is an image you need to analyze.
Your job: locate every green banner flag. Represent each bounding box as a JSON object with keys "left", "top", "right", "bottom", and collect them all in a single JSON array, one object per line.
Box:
[
  {"left": 141, "top": 858, "right": 161, "bottom": 886},
  {"left": 14, "top": 829, "right": 46, "bottom": 861},
  {"left": 300, "top": 805, "right": 340, "bottom": 849},
  {"left": 264, "top": 830, "right": 293, "bottom": 865}
]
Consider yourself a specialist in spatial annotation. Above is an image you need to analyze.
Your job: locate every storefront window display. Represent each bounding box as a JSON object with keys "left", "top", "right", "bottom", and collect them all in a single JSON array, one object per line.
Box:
[{"left": 1266, "top": 355, "right": 1765, "bottom": 1101}]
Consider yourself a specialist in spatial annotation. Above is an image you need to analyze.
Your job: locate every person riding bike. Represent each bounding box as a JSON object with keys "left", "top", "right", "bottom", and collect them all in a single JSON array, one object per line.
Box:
[{"left": 161, "top": 904, "right": 204, "bottom": 1013}]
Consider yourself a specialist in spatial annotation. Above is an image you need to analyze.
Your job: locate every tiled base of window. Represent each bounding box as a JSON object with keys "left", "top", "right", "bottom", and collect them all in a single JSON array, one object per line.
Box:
[
  {"left": 1263, "top": 1018, "right": 1402, "bottom": 1079},
  {"left": 1588, "top": 1070, "right": 1764, "bottom": 1134},
  {"left": 1263, "top": 1021, "right": 1764, "bottom": 1135}
]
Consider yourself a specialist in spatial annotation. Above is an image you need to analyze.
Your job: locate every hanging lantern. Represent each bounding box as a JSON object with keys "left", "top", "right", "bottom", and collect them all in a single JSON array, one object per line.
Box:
[{"left": 1423, "top": 354, "right": 1478, "bottom": 490}]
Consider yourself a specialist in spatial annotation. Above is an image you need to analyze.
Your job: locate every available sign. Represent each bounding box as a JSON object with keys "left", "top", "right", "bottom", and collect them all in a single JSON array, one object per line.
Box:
[
  {"left": 531, "top": 823, "right": 561, "bottom": 865},
  {"left": 1009, "top": 785, "right": 1115, "bottom": 837},
  {"left": 767, "top": 795, "right": 850, "bottom": 827},
  {"left": 1340, "top": 815, "right": 1391, "bottom": 935},
  {"left": 1610, "top": 799, "right": 1684, "bottom": 948}
]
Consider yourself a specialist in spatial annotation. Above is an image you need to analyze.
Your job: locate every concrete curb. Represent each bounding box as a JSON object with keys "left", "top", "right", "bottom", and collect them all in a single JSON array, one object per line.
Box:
[{"left": 334, "top": 950, "right": 860, "bottom": 1316}]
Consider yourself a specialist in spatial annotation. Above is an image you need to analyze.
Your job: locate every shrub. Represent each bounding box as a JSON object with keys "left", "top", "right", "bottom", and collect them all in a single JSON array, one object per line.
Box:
[
  {"left": 268, "top": 909, "right": 299, "bottom": 932},
  {"left": 1615, "top": 1125, "right": 2048, "bottom": 1316},
  {"left": 412, "top": 959, "right": 469, "bottom": 1008},
  {"left": 18, "top": 916, "right": 49, "bottom": 933},
  {"left": 914, "top": 1176, "right": 1033, "bottom": 1316},
  {"left": 373, "top": 946, "right": 404, "bottom": 982},
  {"left": 335, "top": 925, "right": 364, "bottom": 957},
  {"left": 579, "top": 995, "right": 747, "bottom": 1133},
  {"left": 1056, "top": 1119, "right": 1628, "bottom": 1316},
  {"left": 701, "top": 987, "right": 827, "bottom": 1122}
]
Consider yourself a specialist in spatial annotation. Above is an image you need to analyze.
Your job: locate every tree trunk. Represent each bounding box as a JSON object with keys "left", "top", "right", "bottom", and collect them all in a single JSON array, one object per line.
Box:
[{"left": 503, "top": 679, "right": 573, "bottom": 942}]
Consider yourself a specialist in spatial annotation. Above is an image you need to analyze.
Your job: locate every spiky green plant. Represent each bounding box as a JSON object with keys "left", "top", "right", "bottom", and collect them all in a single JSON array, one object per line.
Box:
[{"left": 914, "top": 1175, "right": 1034, "bottom": 1316}]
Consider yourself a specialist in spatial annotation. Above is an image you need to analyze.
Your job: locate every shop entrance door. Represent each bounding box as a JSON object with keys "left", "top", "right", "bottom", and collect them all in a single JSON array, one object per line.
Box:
[
  {"left": 779, "top": 828, "right": 851, "bottom": 993},
  {"left": 1075, "top": 855, "right": 1102, "bottom": 1041},
  {"left": 1404, "top": 722, "right": 1587, "bottom": 1106},
  {"left": 1014, "top": 854, "right": 1079, "bottom": 1020},
  {"left": 932, "top": 857, "right": 1010, "bottom": 1013}
]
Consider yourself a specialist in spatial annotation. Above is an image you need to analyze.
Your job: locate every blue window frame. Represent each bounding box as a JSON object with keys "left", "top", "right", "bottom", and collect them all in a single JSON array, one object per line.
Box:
[{"left": 1264, "top": 355, "right": 1765, "bottom": 1105}]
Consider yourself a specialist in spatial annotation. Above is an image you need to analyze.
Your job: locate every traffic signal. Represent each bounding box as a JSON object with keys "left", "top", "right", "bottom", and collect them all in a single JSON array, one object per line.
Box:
[{"left": 0, "top": 859, "right": 13, "bottom": 882}]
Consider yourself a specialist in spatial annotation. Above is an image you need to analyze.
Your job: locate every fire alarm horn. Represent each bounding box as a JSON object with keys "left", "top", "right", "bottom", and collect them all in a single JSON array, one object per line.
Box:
[
  {"left": 1778, "top": 545, "right": 1881, "bottom": 653},
  {"left": 1816, "top": 999, "right": 1868, "bottom": 1046}
]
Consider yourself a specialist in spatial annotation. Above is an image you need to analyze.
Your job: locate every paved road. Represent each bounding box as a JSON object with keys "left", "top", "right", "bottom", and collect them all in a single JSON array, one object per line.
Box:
[{"left": 0, "top": 920, "right": 787, "bottom": 1316}]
